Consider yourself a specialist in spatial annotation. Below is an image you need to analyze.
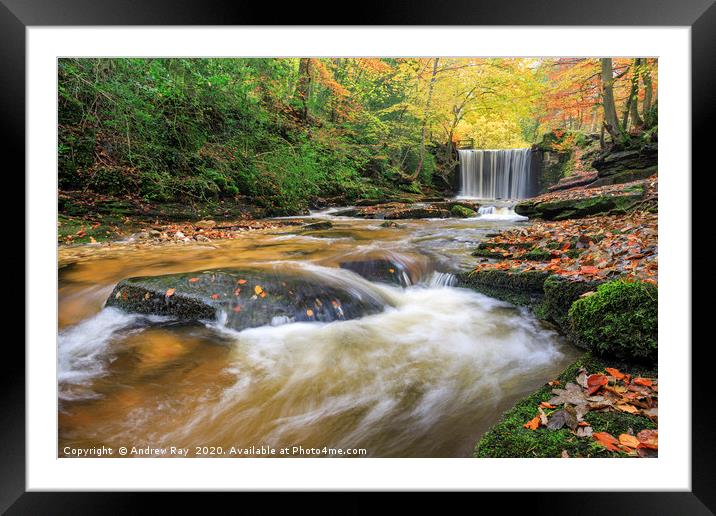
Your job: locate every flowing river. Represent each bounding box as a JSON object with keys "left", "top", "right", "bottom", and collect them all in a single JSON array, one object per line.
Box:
[{"left": 58, "top": 206, "right": 578, "bottom": 457}]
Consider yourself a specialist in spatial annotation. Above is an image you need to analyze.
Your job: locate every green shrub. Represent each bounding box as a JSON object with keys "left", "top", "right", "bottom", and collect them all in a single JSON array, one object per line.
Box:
[{"left": 568, "top": 279, "right": 657, "bottom": 362}]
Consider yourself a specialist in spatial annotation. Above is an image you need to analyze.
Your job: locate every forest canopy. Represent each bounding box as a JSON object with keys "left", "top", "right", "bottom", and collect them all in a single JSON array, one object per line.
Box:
[{"left": 58, "top": 57, "right": 657, "bottom": 215}]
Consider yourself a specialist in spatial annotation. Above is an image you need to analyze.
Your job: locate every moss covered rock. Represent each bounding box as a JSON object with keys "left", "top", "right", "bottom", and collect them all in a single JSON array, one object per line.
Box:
[
  {"left": 106, "top": 268, "right": 388, "bottom": 330},
  {"left": 515, "top": 191, "right": 644, "bottom": 220},
  {"left": 449, "top": 204, "right": 477, "bottom": 218},
  {"left": 456, "top": 269, "right": 552, "bottom": 307},
  {"left": 568, "top": 280, "right": 657, "bottom": 362},
  {"left": 538, "top": 275, "right": 604, "bottom": 333}
]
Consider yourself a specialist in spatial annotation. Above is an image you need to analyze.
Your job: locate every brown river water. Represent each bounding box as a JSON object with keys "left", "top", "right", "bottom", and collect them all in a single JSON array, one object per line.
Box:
[{"left": 58, "top": 206, "right": 578, "bottom": 457}]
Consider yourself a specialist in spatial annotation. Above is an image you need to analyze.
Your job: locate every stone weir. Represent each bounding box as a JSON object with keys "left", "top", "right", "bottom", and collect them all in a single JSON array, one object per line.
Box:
[{"left": 105, "top": 267, "right": 390, "bottom": 331}]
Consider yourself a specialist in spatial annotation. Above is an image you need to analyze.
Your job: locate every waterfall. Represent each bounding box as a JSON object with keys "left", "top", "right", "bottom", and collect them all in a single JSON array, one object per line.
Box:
[{"left": 457, "top": 148, "right": 536, "bottom": 199}]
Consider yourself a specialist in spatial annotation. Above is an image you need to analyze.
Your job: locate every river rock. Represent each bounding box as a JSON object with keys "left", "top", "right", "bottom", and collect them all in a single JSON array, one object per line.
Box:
[
  {"left": 384, "top": 207, "right": 450, "bottom": 220},
  {"left": 301, "top": 221, "right": 333, "bottom": 231},
  {"left": 339, "top": 258, "right": 414, "bottom": 286},
  {"left": 105, "top": 268, "right": 388, "bottom": 330}
]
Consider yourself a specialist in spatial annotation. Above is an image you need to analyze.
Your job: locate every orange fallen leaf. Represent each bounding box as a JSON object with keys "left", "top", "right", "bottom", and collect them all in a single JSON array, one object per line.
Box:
[
  {"left": 260, "top": 291, "right": 267, "bottom": 298},
  {"left": 580, "top": 265, "right": 599, "bottom": 274},
  {"left": 211, "top": 294, "right": 220, "bottom": 300},
  {"left": 637, "top": 429, "right": 658, "bottom": 450},
  {"left": 232, "top": 305, "right": 242, "bottom": 313},
  {"left": 165, "top": 288, "right": 176, "bottom": 297},
  {"left": 605, "top": 367, "right": 625, "bottom": 380},
  {"left": 189, "top": 277, "right": 200, "bottom": 283},
  {"left": 616, "top": 404, "right": 639, "bottom": 414},
  {"left": 234, "top": 288, "right": 241, "bottom": 296},
  {"left": 578, "top": 421, "right": 590, "bottom": 427},
  {"left": 619, "top": 434, "right": 640, "bottom": 449},
  {"left": 237, "top": 279, "right": 247, "bottom": 285},
  {"left": 254, "top": 285, "right": 264, "bottom": 295},
  {"left": 523, "top": 415, "right": 541, "bottom": 431},
  {"left": 593, "top": 432, "right": 620, "bottom": 452},
  {"left": 306, "top": 309, "right": 314, "bottom": 317},
  {"left": 586, "top": 374, "right": 608, "bottom": 395},
  {"left": 633, "top": 378, "right": 653, "bottom": 387},
  {"left": 539, "top": 402, "right": 556, "bottom": 409}
]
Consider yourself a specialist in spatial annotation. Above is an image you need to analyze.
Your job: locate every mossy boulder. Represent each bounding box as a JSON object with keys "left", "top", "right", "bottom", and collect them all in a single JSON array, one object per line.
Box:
[
  {"left": 449, "top": 204, "right": 477, "bottom": 218},
  {"left": 474, "top": 353, "right": 657, "bottom": 458},
  {"left": 588, "top": 166, "right": 657, "bottom": 188},
  {"left": 105, "top": 268, "right": 389, "bottom": 330},
  {"left": 537, "top": 275, "right": 604, "bottom": 332},
  {"left": 514, "top": 190, "right": 644, "bottom": 220},
  {"left": 456, "top": 269, "right": 552, "bottom": 307},
  {"left": 384, "top": 207, "right": 450, "bottom": 220},
  {"left": 568, "top": 280, "right": 657, "bottom": 363}
]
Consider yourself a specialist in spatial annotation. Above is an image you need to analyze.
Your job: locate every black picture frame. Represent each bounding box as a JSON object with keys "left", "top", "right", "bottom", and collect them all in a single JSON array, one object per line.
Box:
[{"left": 5, "top": 0, "right": 710, "bottom": 511}]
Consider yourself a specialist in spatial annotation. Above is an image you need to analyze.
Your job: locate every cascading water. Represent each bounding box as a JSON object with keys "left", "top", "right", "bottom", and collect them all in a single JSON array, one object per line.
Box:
[{"left": 457, "top": 148, "right": 537, "bottom": 199}]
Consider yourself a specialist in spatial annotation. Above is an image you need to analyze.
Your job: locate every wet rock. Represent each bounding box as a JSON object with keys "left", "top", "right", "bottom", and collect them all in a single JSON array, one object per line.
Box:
[
  {"left": 194, "top": 234, "right": 211, "bottom": 242},
  {"left": 430, "top": 200, "right": 480, "bottom": 212},
  {"left": 339, "top": 258, "right": 415, "bottom": 286},
  {"left": 105, "top": 268, "right": 387, "bottom": 330},
  {"left": 449, "top": 205, "right": 477, "bottom": 218},
  {"left": 384, "top": 207, "right": 450, "bottom": 220},
  {"left": 195, "top": 219, "right": 216, "bottom": 229},
  {"left": 174, "top": 231, "right": 185, "bottom": 239},
  {"left": 148, "top": 229, "right": 162, "bottom": 238},
  {"left": 301, "top": 221, "right": 333, "bottom": 231},
  {"left": 380, "top": 221, "right": 405, "bottom": 229},
  {"left": 331, "top": 208, "right": 361, "bottom": 217}
]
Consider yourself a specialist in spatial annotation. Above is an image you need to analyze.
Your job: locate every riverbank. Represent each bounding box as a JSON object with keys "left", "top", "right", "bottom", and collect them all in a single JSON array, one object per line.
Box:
[{"left": 459, "top": 176, "right": 658, "bottom": 458}]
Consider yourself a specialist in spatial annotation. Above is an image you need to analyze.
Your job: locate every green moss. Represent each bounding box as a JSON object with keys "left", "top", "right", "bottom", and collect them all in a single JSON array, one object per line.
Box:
[
  {"left": 474, "top": 353, "right": 657, "bottom": 458},
  {"left": 568, "top": 280, "right": 657, "bottom": 363},
  {"left": 450, "top": 204, "right": 477, "bottom": 218},
  {"left": 540, "top": 276, "right": 603, "bottom": 331},
  {"left": 524, "top": 248, "right": 551, "bottom": 261},
  {"left": 457, "top": 270, "right": 552, "bottom": 307}
]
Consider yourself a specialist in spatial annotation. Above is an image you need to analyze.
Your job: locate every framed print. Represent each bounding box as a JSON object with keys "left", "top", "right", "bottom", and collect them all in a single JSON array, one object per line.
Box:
[{"left": 5, "top": 0, "right": 712, "bottom": 511}]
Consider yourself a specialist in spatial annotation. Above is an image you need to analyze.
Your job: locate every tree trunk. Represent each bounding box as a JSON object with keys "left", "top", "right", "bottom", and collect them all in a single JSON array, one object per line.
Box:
[
  {"left": 628, "top": 58, "right": 644, "bottom": 130},
  {"left": 600, "top": 58, "right": 622, "bottom": 140},
  {"left": 296, "top": 58, "right": 312, "bottom": 122},
  {"left": 411, "top": 58, "right": 440, "bottom": 181},
  {"left": 642, "top": 59, "right": 653, "bottom": 114}
]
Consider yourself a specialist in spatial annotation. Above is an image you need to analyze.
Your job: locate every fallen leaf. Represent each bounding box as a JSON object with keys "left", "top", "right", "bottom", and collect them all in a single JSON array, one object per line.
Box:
[
  {"left": 633, "top": 378, "right": 653, "bottom": 387},
  {"left": 637, "top": 429, "right": 658, "bottom": 450},
  {"left": 523, "top": 415, "right": 541, "bottom": 431},
  {"left": 211, "top": 294, "right": 220, "bottom": 300},
  {"left": 237, "top": 279, "right": 247, "bottom": 285},
  {"left": 586, "top": 374, "right": 608, "bottom": 395},
  {"left": 576, "top": 426, "right": 593, "bottom": 438},
  {"left": 254, "top": 285, "right": 264, "bottom": 295},
  {"left": 619, "top": 434, "right": 640, "bottom": 449},
  {"left": 232, "top": 305, "right": 242, "bottom": 313},
  {"left": 593, "top": 432, "right": 621, "bottom": 452},
  {"left": 539, "top": 402, "right": 556, "bottom": 409},
  {"left": 165, "top": 288, "right": 176, "bottom": 297},
  {"left": 605, "top": 367, "right": 625, "bottom": 380},
  {"left": 189, "top": 277, "right": 200, "bottom": 283},
  {"left": 561, "top": 450, "right": 570, "bottom": 458},
  {"left": 306, "top": 309, "right": 314, "bottom": 317},
  {"left": 616, "top": 404, "right": 639, "bottom": 414}
]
